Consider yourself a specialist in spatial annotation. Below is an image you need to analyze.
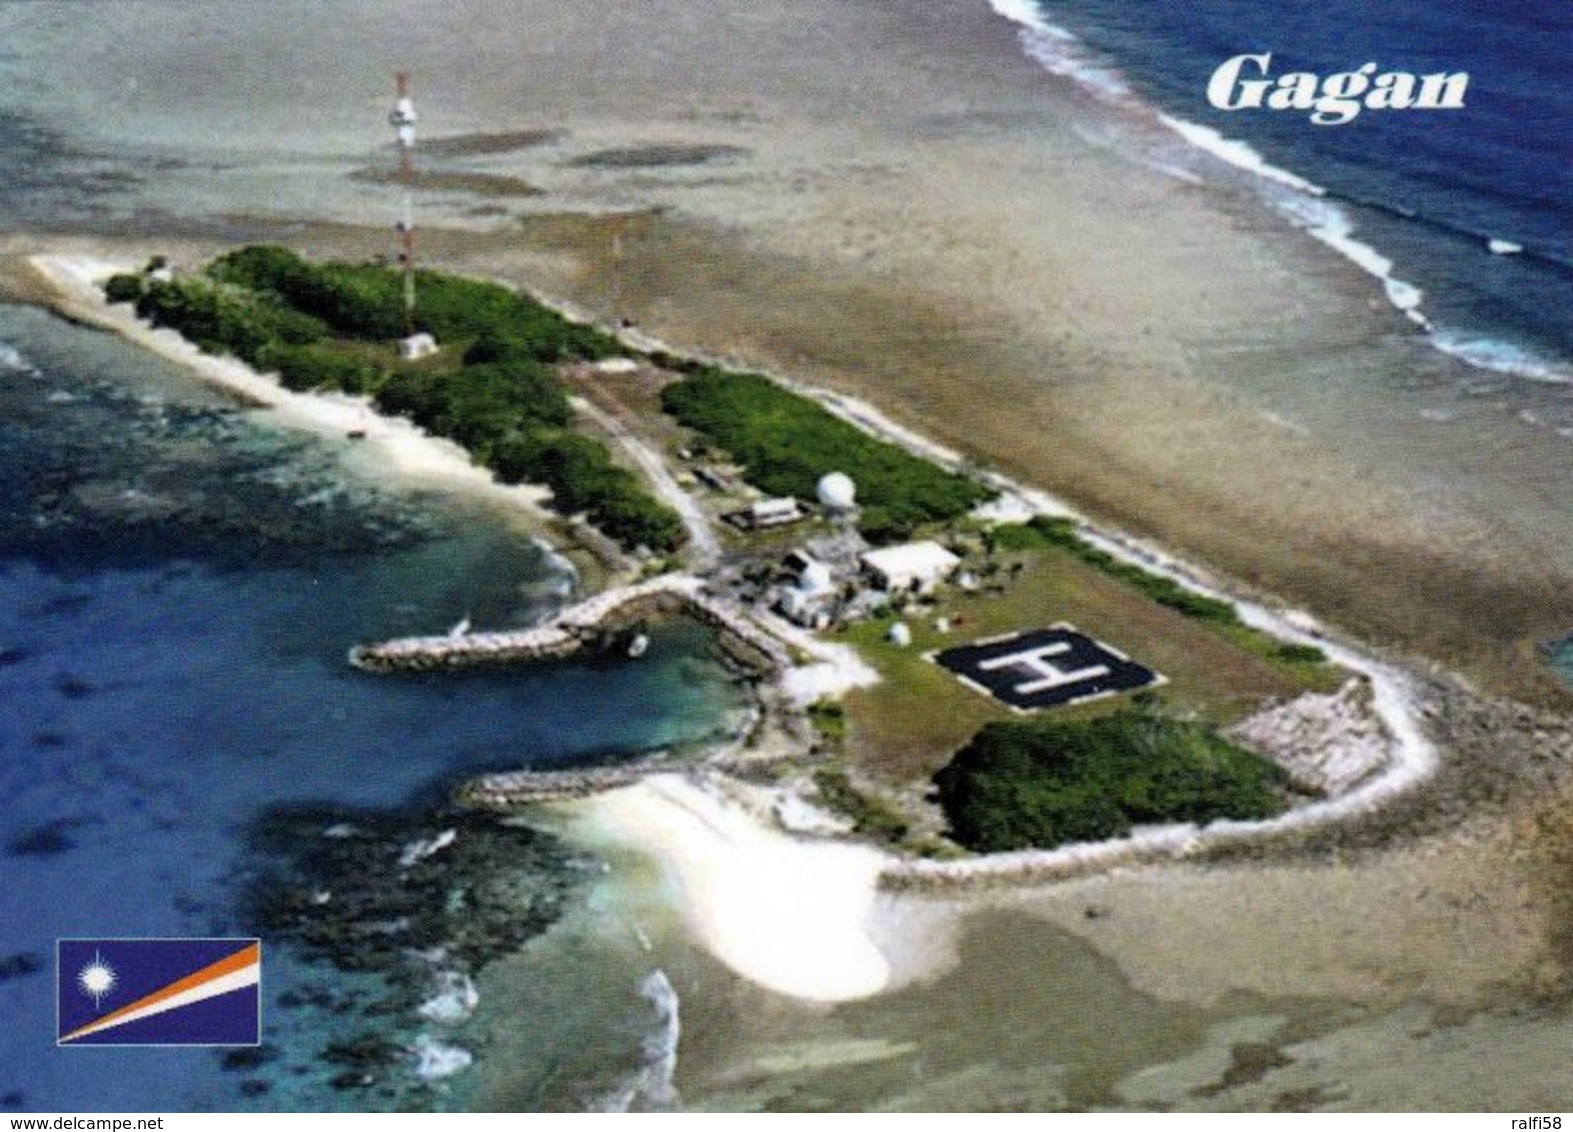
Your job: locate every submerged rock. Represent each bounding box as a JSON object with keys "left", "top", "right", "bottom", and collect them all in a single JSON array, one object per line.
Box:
[{"left": 238, "top": 799, "right": 586, "bottom": 1107}]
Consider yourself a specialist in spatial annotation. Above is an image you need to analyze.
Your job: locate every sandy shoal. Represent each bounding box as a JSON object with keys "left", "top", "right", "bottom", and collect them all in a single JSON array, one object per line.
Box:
[{"left": 562, "top": 774, "right": 892, "bottom": 1004}]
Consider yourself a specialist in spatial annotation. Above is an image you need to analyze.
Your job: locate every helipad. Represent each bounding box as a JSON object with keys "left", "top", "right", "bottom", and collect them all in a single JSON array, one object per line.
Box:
[{"left": 930, "top": 625, "right": 1162, "bottom": 712}]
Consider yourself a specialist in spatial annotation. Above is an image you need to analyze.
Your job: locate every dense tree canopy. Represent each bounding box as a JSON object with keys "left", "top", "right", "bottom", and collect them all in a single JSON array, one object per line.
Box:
[
  {"left": 932, "top": 711, "right": 1289, "bottom": 852},
  {"left": 661, "top": 369, "right": 994, "bottom": 542},
  {"left": 112, "top": 248, "right": 682, "bottom": 553}
]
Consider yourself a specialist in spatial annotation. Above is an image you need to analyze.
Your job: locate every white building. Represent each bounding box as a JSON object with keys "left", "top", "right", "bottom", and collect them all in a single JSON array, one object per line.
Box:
[
  {"left": 399, "top": 332, "right": 439, "bottom": 360},
  {"left": 748, "top": 496, "right": 804, "bottom": 529},
  {"left": 859, "top": 541, "right": 960, "bottom": 594},
  {"left": 776, "top": 550, "right": 838, "bottom": 628}
]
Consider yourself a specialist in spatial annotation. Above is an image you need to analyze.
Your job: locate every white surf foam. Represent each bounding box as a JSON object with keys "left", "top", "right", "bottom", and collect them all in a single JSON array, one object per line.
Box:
[
  {"left": 411, "top": 1035, "right": 473, "bottom": 1081},
  {"left": 1431, "top": 331, "right": 1572, "bottom": 385},
  {"left": 592, "top": 969, "right": 682, "bottom": 1112},
  {"left": 987, "top": 0, "right": 1132, "bottom": 103},
  {"left": 980, "top": 5, "right": 1445, "bottom": 336},
  {"left": 416, "top": 970, "right": 479, "bottom": 1025},
  {"left": 634, "top": 970, "right": 681, "bottom": 1109},
  {"left": 1273, "top": 193, "right": 1433, "bottom": 329},
  {"left": 1155, "top": 115, "right": 1326, "bottom": 197},
  {"left": 982, "top": 8, "right": 1573, "bottom": 386},
  {"left": 398, "top": 828, "right": 457, "bottom": 868}
]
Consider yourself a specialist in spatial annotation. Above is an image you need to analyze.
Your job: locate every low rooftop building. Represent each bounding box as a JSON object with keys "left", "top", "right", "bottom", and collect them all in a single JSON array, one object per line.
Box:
[
  {"left": 399, "top": 332, "right": 439, "bottom": 360},
  {"left": 859, "top": 541, "right": 960, "bottom": 594},
  {"left": 747, "top": 496, "right": 804, "bottom": 529}
]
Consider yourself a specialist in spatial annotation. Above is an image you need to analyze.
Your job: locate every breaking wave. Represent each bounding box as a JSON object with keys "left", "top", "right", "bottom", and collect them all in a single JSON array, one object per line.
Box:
[
  {"left": 1431, "top": 331, "right": 1572, "bottom": 385},
  {"left": 984, "top": 0, "right": 1573, "bottom": 385},
  {"left": 595, "top": 969, "right": 681, "bottom": 1112}
]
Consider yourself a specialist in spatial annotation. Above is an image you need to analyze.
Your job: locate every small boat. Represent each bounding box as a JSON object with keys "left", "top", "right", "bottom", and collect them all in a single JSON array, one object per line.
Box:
[
  {"left": 346, "top": 428, "right": 368, "bottom": 440},
  {"left": 626, "top": 632, "right": 650, "bottom": 659},
  {"left": 1488, "top": 237, "right": 1523, "bottom": 256},
  {"left": 448, "top": 614, "right": 472, "bottom": 638}
]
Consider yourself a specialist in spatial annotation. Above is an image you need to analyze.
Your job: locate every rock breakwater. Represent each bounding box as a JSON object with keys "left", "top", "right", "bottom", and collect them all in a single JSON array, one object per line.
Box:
[{"left": 350, "top": 574, "right": 790, "bottom": 674}]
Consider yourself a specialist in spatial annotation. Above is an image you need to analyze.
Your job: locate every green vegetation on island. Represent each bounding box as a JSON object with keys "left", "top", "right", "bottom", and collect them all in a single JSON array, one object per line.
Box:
[
  {"left": 660, "top": 368, "right": 994, "bottom": 543},
  {"left": 990, "top": 516, "right": 1240, "bottom": 624},
  {"left": 991, "top": 516, "right": 1327, "bottom": 665},
  {"left": 104, "top": 248, "right": 683, "bottom": 553},
  {"left": 811, "top": 766, "right": 911, "bottom": 845},
  {"left": 931, "top": 710, "right": 1290, "bottom": 853}
]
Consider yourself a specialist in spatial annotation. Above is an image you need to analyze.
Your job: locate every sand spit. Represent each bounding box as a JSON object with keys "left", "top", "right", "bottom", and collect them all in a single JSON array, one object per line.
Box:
[{"left": 570, "top": 774, "right": 891, "bottom": 1003}]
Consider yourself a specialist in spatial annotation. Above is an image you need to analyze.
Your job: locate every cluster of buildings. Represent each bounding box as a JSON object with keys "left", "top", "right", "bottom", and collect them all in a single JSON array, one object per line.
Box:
[
  {"left": 774, "top": 538, "right": 963, "bottom": 630},
  {"left": 684, "top": 461, "right": 974, "bottom": 634},
  {"left": 726, "top": 471, "right": 967, "bottom": 632}
]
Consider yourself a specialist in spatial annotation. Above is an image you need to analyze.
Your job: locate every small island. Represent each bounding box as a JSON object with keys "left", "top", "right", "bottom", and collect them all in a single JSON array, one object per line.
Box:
[{"left": 81, "top": 244, "right": 1400, "bottom": 873}]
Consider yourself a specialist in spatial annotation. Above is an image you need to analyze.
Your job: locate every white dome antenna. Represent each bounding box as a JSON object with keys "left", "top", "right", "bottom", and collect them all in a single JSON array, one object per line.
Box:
[{"left": 817, "top": 471, "right": 856, "bottom": 513}]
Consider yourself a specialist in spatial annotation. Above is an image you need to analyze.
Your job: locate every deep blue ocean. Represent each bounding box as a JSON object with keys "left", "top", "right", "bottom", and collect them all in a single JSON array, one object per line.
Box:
[
  {"left": 0, "top": 304, "right": 747, "bottom": 1110},
  {"left": 1006, "top": 0, "right": 1573, "bottom": 381}
]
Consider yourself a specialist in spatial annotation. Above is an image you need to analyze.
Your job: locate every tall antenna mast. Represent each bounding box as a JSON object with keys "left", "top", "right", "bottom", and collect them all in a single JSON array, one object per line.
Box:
[{"left": 389, "top": 71, "right": 418, "bottom": 336}]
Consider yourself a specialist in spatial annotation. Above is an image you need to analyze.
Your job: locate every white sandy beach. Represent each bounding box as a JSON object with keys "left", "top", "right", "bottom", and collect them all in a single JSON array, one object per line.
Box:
[
  {"left": 27, "top": 254, "right": 564, "bottom": 524},
  {"left": 568, "top": 774, "right": 892, "bottom": 1004},
  {"left": 24, "top": 247, "right": 1450, "bottom": 1008}
]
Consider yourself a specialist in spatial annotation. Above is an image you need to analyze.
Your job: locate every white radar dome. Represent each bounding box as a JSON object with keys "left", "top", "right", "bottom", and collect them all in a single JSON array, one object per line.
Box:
[{"left": 816, "top": 471, "right": 857, "bottom": 511}]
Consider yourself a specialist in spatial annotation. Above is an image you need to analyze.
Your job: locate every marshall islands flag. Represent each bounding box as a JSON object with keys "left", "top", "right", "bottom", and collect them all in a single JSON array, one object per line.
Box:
[{"left": 57, "top": 938, "right": 261, "bottom": 1046}]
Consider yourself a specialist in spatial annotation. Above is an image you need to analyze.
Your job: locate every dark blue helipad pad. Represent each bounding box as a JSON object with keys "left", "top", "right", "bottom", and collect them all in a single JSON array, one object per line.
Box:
[{"left": 931, "top": 625, "right": 1161, "bottom": 711}]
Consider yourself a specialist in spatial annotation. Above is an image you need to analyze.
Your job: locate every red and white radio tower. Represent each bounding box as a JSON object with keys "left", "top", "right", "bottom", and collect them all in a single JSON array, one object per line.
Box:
[{"left": 389, "top": 71, "right": 419, "bottom": 336}]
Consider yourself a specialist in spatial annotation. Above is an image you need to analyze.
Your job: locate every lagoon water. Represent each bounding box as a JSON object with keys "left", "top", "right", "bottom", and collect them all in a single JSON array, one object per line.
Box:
[{"left": 0, "top": 304, "right": 748, "bottom": 1109}]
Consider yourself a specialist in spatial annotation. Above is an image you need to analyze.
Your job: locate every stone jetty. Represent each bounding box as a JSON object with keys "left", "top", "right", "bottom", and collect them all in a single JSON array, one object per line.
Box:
[
  {"left": 349, "top": 573, "right": 793, "bottom": 674},
  {"left": 457, "top": 764, "right": 660, "bottom": 808}
]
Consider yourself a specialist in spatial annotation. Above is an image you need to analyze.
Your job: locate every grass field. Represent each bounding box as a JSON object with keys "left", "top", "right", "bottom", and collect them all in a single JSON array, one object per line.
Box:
[{"left": 838, "top": 542, "right": 1344, "bottom": 784}]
